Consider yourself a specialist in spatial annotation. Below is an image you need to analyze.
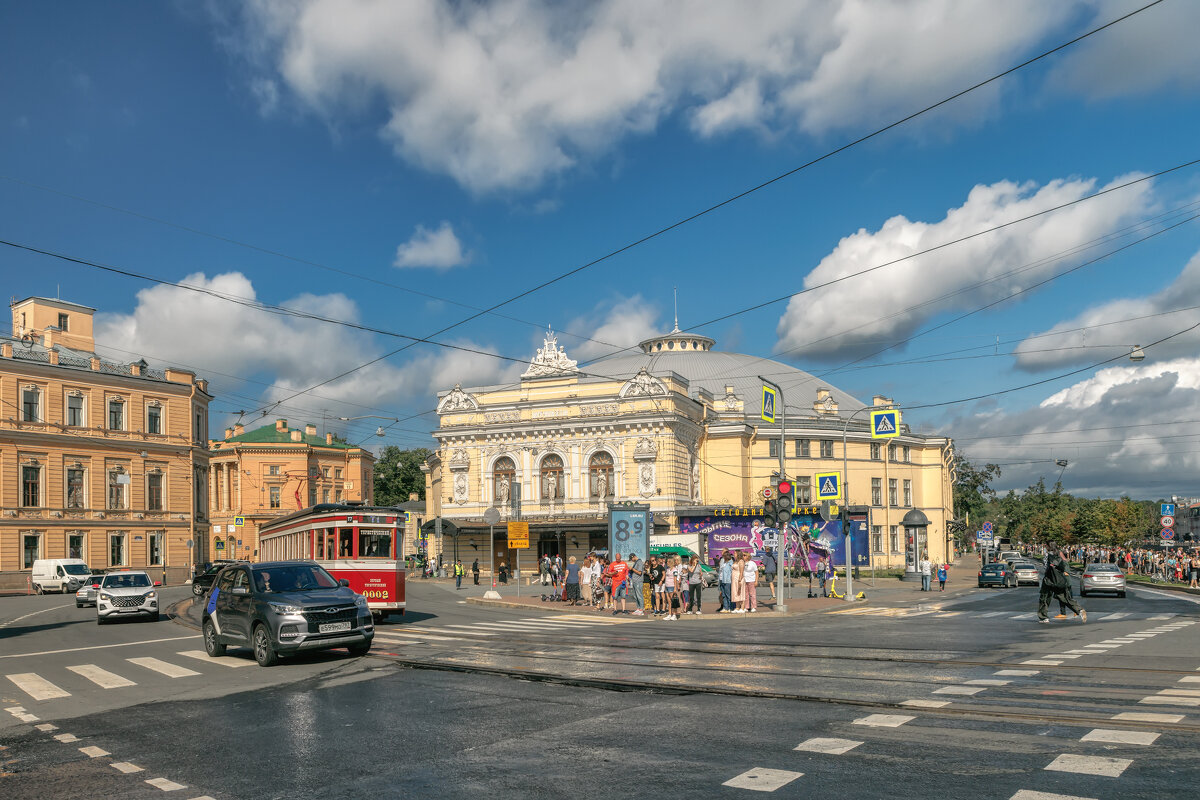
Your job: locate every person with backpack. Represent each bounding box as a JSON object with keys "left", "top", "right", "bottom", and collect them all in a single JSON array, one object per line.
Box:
[
  {"left": 936, "top": 562, "right": 948, "bottom": 591},
  {"left": 1038, "top": 549, "right": 1086, "bottom": 623}
]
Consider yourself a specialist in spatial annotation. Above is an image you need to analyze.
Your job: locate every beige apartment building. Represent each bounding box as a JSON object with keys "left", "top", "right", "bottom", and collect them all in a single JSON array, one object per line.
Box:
[
  {"left": 423, "top": 328, "right": 955, "bottom": 575},
  {"left": 207, "top": 419, "right": 375, "bottom": 562},
  {"left": 0, "top": 297, "right": 212, "bottom": 588}
]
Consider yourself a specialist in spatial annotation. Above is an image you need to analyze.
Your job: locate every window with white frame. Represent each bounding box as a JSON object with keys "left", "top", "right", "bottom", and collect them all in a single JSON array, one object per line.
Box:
[
  {"left": 22, "top": 386, "right": 41, "bottom": 422},
  {"left": 308, "top": 486, "right": 317, "bottom": 506},
  {"left": 148, "top": 531, "right": 164, "bottom": 566},
  {"left": 67, "top": 393, "right": 85, "bottom": 427},
  {"left": 903, "top": 445, "right": 911, "bottom": 463},
  {"left": 589, "top": 451, "right": 615, "bottom": 499},
  {"left": 903, "top": 479, "right": 912, "bottom": 507},
  {"left": 108, "top": 398, "right": 124, "bottom": 430},
  {"left": 796, "top": 476, "right": 812, "bottom": 504},
  {"left": 795, "top": 439, "right": 810, "bottom": 458},
  {"left": 269, "top": 486, "right": 281, "bottom": 509},
  {"left": 66, "top": 466, "right": 86, "bottom": 509},
  {"left": 871, "top": 526, "right": 883, "bottom": 553},
  {"left": 268, "top": 465, "right": 280, "bottom": 476},
  {"left": 871, "top": 477, "right": 882, "bottom": 506},
  {"left": 334, "top": 489, "right": 342, "bottom": 502},
  {"left": 109, "top": 532, "right": 127, "bottom": 567},
  {"left": 68, "top": 531, "right": 86, "bottom": 560},
  {"left": 888, "top": 443, "right": 897, "bottom": 461},
  {"left": 322, "top": 467, "right": 331, "bottom": 478},
  {"left": 334, "top": 468, "right": 342, "bottom": 479},
  {"left": 147, "top": 403, "right": 162, "bottom": 435},
  {"left": 820, "top": 440, "right": 834, "bottom": 458},
  {"left": 888, "top": 478, "right": 898, "bottom": 507},
  {"left": 108, "top": 467, "right": 128, "bottom": 510},
  {"left": 22, "top": 532, "right": 42, "bottom": 569},
  {"left": 147, "top": 471, "right": 164, "bottom": 511},
  {"left": 21, "top": 464, "right": 41, "bottom": 507},
  {"left": 870, "top": 442, "right": 881, "bottom": 460},
  {"left": 322, "top": 489, "right": 330, "bottom": 503},
  {"left": 58, "top": 312, "right": 69, "bottom": 331},
  {"left": 889, "top": 525, "right": 901, "bottom": 553},
  {"left": 768, "top": 439, "right": 780, "bottom": 458}
]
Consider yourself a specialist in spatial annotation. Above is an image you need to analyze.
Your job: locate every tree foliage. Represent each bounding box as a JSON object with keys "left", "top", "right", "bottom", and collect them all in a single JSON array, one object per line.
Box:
[{"left": 373, "top": 446, "right": 432, "bottom": 505}]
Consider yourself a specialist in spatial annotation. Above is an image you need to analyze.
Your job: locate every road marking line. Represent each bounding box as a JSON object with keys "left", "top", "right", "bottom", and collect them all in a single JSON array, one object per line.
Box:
[
  {"left": 187, "top": 796, "right": 217, "bottom": 800},
  {"left": 34, "top": 723, "right": 57, "bottom": 731},
  {"left": 1079, "top": 644, "right": 1121, "bottom": 649},
  {"left": 1139, "top": 695, "right": 1200, "bottom": 707},
  {"left": 403, "top": 627, "right": 495, "bottom": 636},
  {"left": 1064, "top": 650, "right": 1103, "bottom": 654},
  {"left": 14, "top": 712, "right": 38, "bottom": 722},
  {"left": 374, "top": 632, "right": 468, "bottom": 643},
  {"left": 1081, "top": 729, "right": 1159, "bottom": 745},
  {"left": 1022, "top": 660, "right": 1063, "bottom": 666},
  {"left": 978, "top": 611, "right": 1010, "bottom": 618},
  {"left": 126, "top": 657, "right": 200, "bottom": 678},
  {"left": 145, "top": 777, "right": 187, "bottom": 791},
  {"left": 1103, "top": 612, "right": 1132, "bottom": 620},
  {"left": 852, "top": 714, "right": 914, "bottom": 727},
  {"left": 1112, "top": 711, "right": 1183, "bottom": 723},
  {"left": 1011, "top": 613, "right": 1037, "bottom": 620},
  {"left": 1044, "top": 754, "right": 1131, "bottom": 777},
  {"left": 53, "top": 733, "right": 79, "bottom": 743},
  {"left": 6, "top": 672, "right": 70, "bottom": 700},
  {"left": 722, "top": 768, "right": 803, "bottom": 792},
  {"left": 1178, "top": 676, "right": 1200, "bottom": 683},
  {"left": 112, "top": 762, "right": 144, "bottom": 774},
  {"left": 933, "top": 685, "right": 985, "bottom": 695},
  {"left": 1146, "top": 614, "right": 1178, "bottom": 619},
  {"left": 794, "top": 737, "right": 863, "bottom": 755},
  {"left": 1052, "top": 654, "right": 1083, "bottom": 659},
  {"left": 67, "top": 664, "right": 137, "bottom": 688},
  {"left": 1101, "top": 639, "right": 1136, "bottom": 644},
  {"left": 176, "top": 651, "right": 255, "bottom": 667},
  {"left": 966, "top": 679, "right": 1010, "bottom": 686},
  {"left": 0, "top": 635, "right": 197, "bottom": 660},
  {"left": 79, "top": 745, "right": 110, "bottom": 757},
  {"left": 0, "top": 604, "right": 75, "bottom": 629},
  {"left": 995, "top": 670, "right": 1039, "bottom": 676},
  {"left": 901, "top": 699, "right": 949, "bottom": 708},
  {"left": 1010, "top": 791, "right": 1098, "bottom": 800}
]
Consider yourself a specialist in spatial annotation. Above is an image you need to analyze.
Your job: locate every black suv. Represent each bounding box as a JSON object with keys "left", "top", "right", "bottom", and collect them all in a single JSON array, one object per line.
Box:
[
  {"left": 191, "top": 560, "right": 245, "bottom": 597},
  {"left": 201, "top": 561, "right": 373, "bottom": 667}
]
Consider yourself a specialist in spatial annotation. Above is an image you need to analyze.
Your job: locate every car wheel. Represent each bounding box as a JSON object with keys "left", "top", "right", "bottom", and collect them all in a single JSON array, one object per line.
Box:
[
  {"left": 147, "top": 612, "right": 160, "bottom": 623},
  {"left": 76, "top": 601, "right": 84, "bottom": 608},
  {"left": 347, "top": 641, "right": 371, "bottom": 657},
  {"left": 1079, "top": 590, "right": 1088, "bottom": 597},
  {"left": 192, "top": 583, "right": 204, "bottom": 597},
  {"left": 96, "top": 615, "right": 107, "bottom": 626},
  {"left": 1118, "top": 591, "right": 1126, "bottom": 598},
  {"left": 253, "top": 624, "right": 278, "bottom": 667},
  {"left": 203, "top": 620, "right": 226, "bottom": 657}
]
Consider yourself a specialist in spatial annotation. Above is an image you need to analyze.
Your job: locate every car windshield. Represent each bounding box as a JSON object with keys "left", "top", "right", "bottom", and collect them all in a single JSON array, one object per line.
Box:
[
  {"left": 63, "top": 563, "right": 91, "bottom": 576},
  {"left": 103, "top": 573, "right": 152, "bottom": 589},
  {"left": 252, "top": 564, "right": 338, "bottom": 593}
]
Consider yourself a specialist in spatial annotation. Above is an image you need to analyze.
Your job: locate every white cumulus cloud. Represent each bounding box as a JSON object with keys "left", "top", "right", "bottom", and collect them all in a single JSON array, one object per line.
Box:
[
  {"left": 394, "top": 221, "right": 472, "bottom": 269},
  {"left": 775, "top": 173, "right": 1156, "bottom": 361},
  {"left": 562, "top": 294, "right": 661, "bottom": 363}
]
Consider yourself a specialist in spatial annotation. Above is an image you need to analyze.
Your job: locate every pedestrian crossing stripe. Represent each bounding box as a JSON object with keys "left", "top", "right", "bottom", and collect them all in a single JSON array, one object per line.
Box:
[{"left": 870, "top": 409, "right": 901, "bottom": 438}]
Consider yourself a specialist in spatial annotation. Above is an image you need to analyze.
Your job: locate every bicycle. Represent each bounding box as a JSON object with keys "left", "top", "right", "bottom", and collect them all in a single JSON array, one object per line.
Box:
[{"left": 827, "top": 574, "right": 866, "bottom": 600}]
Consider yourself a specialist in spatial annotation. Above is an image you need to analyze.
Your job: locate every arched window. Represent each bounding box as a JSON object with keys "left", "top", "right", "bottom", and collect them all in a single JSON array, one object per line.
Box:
[
  {"left": 493, "top": 457, "right": 516, "bottom": 505},
  {"left": 589, "top": 451, "right": 614, "bottom": 500},
  {"left": 539, "top": 454, "right": 564, "bottom": 501}
]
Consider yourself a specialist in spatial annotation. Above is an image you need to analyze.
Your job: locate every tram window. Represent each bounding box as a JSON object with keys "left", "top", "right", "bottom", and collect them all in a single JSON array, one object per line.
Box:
[
  {"left": 359, "top": 530, "right": 391, "bottom": 558},
  {"left": 316, "top": 530, "right": 325, "bottom": 559},
  {"left": 338, "top": 528, "right": 353, "bottom": 558}
]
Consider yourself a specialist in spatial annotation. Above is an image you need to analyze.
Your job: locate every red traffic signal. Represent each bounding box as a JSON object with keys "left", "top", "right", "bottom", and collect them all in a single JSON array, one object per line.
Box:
[{"left": 777, "top": 479, "right": 792, "bottom": 496}]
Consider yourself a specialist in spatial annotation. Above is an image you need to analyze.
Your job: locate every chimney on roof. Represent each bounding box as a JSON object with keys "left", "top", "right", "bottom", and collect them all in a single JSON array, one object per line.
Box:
[
  {"left": 290, "top": 429, "right": 302, "bottom": 442},
  {"left": 224, "top": 427, "right": 233, "bottom": 440},
  {"left": 305, "top": 424, "right": 317, "bottom": 436},
  {"left": 275, "top": 418, "right": 287, "bottom": 432},
  {"left": 234, "top": 423, "right": 244, "bottom": 435},
  {"left": 326, "top": 433, "right": 334, "bottom": 445}
]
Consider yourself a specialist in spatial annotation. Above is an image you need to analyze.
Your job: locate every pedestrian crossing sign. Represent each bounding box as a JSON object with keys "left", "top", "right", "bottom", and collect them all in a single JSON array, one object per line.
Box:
[
  {"left": 761, "top": 385, "right": 777, "bottom": 424},
  {"left": 815, "top": 471, "right": 842, "bottom": 501},
  {"left": 870, "top": 409, "right": 900, "bottom": 438}
]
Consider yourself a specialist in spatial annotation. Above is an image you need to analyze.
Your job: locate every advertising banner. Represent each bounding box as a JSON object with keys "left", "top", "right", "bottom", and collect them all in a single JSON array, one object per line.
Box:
[
  {"left": 608, "top": 504, "right": 651, "bottom": 564},
  {"left": 679, "top": 512, "right": 869, "bottom": 571}
]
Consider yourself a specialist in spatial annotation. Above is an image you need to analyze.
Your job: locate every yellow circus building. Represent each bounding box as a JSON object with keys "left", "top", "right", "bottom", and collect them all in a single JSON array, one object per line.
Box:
[
  {"left": 423, "top": 328, "right": 955, "bottom": 577},
  {"left": 207, "top": 420, "right": 375, "bottom": 563},
  {"left": 1, "top": 297, "right": 212, "bottom": 588}
]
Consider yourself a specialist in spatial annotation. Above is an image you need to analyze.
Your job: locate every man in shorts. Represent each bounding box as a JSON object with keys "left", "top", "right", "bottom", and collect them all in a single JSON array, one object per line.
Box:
[
  {"left": 606, "top": 553, "right": 630, "bottom": 615},
  {"left": 650, "top": 557, "right": 667, "bottom": 615},
  {"left": 627, "top": 551, "right": 645, "bottom": 616}
]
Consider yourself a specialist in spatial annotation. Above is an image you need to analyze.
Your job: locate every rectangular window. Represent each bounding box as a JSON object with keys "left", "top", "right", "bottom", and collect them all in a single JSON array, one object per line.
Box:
[
  {"left": 888, "top": 478, "right": 898, "bottom": 507},
  {"left": 820, "top": 440, "right": 834, "bottom": 458},
  {"left": 358, "top": 530, "right": 391, "bottom": 558},
  {"left": 148, "top": 531, "right": 164, "bottom": 566},
  {"left": 108, "top": 399, "right": 124, "bottom": 430},
  {"left": 268, "top": 465, "right": 280, "bottom": 476},
  {"left": 871, "top": 526, "right": 883, "bottom": 553},
  {"left": 334, "top": 468, "right": 342, "bottom": 479},
  {"left": 322, "top": 489, "right": 330, "bottom": 504},
  {"left": 308, "top": 486, "right": 317, "bottom": 506},
  {"left": 193, "top": 410, "right": 205, "bottom": 442},
  {"left": 903, "top": 479, "right": 912, "bottom": 507},
  {"left": 870, "top": 442, "right": 881, "bottom": 460},
  {"left": 903, "top": 445, "right": 911, "bottom": 463},
  {"left": 109, "top": 532, "right": 127, "bottom": 567},
  {"left": 889, "top": 525, "right": 900, "bottom": 553},
  {"left": 67, "top": 467, "right": 85, "bottom": 509},
  {"left": 68, "top": 532, "right": 85, "bottom": 560},
  {"left": 108, "top": 469, "right": 127, "bottom": 510},
  {"left": 871, "top": 477, "right": 882, "bottom": 506},
  {"left": 269, "top": 486, "right": 281, "bottom": 509},
  {"left": 67, "top": 395, "right": 84, "bottom": 427},
  {"left": 322, "top": 467, "right": 330, "bottom": 478},
  {"left": 23, "top": 533, "right": 42, "bottom": 569},
  {"left": 888, "top": 443, "right": 897, "bottom": 461},
  {"left": 338, "top": 528, "right": 353, "bottom": 558},
  {"left": 768, "top": 439, "right": 780, "bottom": 458},
  {"left": 22, "top": 465, "right": 40, "bottom": 507},
  {"left": 796, "top": 476, "right": 812, "bottom": 504},
  {"left": 334, "top": 490, "right": 343, "bottom": 503},
  {"left": 147, "top": 472, "right": 164, "bottom": 511},
  {"left": 22, "top": 388, "right": 40, "bottom": 422},
  {"left": 147, "top": 405, "right": 162, "bottom": 435},
  {"left": 58, "top": 312, "right": 69, "bottom": 331},
  {"left": 795, "top": 439, "right": 810, "bottom": 458}
]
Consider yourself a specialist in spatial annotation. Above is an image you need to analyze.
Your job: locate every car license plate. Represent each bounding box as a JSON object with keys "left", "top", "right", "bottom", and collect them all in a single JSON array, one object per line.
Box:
[{"left": 319, "top": 621, "right": 351, "bottom": 634}]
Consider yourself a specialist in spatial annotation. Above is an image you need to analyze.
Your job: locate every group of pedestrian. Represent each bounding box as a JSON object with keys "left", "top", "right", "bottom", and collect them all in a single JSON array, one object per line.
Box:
[
  {"left": 917, "top": 554, "right": 950, "bottom": 591},
  {"left": 715, "top": 549, "right": 759, "bottom": 613}
]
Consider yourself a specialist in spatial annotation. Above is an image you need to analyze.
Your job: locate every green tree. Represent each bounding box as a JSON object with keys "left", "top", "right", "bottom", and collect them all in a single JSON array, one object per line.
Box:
[
  {"left": 374, "top": 446, "right": 432, "bottom": 506},
  {"left": 953, "top": 458, "right": 1001, "bottom": 525}
]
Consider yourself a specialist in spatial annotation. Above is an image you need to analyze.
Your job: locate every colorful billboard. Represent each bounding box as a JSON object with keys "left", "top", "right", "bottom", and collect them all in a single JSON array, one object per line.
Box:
[{"left": 679, "top": 512, "right": 869, "bottom": 571}]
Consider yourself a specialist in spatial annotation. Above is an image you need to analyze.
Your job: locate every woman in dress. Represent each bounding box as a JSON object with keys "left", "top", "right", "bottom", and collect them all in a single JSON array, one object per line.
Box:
[
  {"left": 732, "top": 551, "right": 747, "bottom": 613},
  {"left": 743, "top": 553, "right": 758, "bottom": 613}
]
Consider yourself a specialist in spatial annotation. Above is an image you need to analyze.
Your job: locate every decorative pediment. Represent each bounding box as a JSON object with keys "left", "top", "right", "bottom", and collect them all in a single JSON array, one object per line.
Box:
[
  {"left": 522, "top": 328, "right": 579, "bottom": 378},
  {"left": 814, "top": 388, "right": 839, "bottom": 415},
  {"left": 438, "top": 384, "right": 479, "bottom": 414},
  {"left": 719, "top": 384, "right": 743, "bottom": 414},
  {"left": 448, "top": 448, "right": 471, "bottom": 471},
  {"left": 633, "top": 437, "right": 658, "bottom": 461},
  {"left": 619, "top": 368, "right": 667, "bottom": 398}
]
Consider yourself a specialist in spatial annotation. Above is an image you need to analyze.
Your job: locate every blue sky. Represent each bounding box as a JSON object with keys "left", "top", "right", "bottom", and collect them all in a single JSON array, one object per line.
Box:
[{"left": 3, "top": 1, "right": 1199, "bottom": 497}]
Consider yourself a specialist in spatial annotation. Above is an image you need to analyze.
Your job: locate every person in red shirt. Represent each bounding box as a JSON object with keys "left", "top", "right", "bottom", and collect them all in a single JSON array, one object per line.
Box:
[{"left": 606, "top": 554, "right": 630, "bottom": 615}]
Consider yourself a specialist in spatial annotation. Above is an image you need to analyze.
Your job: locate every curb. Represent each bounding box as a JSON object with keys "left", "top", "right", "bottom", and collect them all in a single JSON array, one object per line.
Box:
[
  {"left": 463, "top": 595, "right": 844, "bottom": 618},
  {"left": 1128, "top": 579, "right": 1200, "bottom": 597}
]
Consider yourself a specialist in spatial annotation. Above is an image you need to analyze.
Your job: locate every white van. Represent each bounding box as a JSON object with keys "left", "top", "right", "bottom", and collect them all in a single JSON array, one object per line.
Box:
[{"left": 31, "top": 558, "right": 93, "bottom": 594}]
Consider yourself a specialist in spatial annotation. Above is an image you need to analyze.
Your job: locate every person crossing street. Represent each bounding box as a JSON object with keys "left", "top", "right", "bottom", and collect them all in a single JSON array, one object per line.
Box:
[{"left": 1038, "top": 549, "right": 1086, "bottom": 623}]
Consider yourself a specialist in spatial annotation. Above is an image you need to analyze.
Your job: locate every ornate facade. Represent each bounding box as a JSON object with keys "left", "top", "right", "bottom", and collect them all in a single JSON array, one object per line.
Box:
[{"left": 424, "top": 328, "right": 955, "bottom": 576}]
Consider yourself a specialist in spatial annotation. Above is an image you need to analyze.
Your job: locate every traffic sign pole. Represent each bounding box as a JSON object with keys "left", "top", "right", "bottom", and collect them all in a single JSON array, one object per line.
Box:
[{"left": 759, "top": 376, "right": 786, "bottom": 612}]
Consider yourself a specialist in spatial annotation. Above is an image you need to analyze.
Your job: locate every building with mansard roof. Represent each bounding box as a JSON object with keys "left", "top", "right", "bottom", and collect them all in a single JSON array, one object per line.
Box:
[{"left": 422, "top": 327, "right": 955, "bottom": 577}]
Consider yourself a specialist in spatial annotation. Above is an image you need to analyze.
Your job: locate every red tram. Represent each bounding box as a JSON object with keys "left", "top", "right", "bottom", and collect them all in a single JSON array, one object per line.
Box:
[{"left": 258, "top": 503, "right": 406, "bottom": 619}]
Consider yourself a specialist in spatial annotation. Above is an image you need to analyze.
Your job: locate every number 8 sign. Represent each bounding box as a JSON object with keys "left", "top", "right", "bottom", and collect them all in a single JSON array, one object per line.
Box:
[{"left": 609, "top": 505, "right": 651, "bottom": 564}]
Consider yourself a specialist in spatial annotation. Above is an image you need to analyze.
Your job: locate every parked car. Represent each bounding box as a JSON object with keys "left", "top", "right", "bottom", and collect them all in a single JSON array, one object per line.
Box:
[
  {"left": 31, "top": 558, "right": 92, "bottom": 594},
  {"left": 978, "top": 563, "right": 1017, "bottom": 588},
  {"left": 1010, "top": 560, "right": 1041, "bottom": 586},
  {"left": 1079, "top": 563, "right": 1127, "bottom": 598},
  {"left": 97, "top": 571, "right": 161, "bottom": 624},
  {"left": 75, "top": 574, "right": 106, "bottom": 608},
  {"left": 201, "top": 560, "right": 373, "bottom": 667}
]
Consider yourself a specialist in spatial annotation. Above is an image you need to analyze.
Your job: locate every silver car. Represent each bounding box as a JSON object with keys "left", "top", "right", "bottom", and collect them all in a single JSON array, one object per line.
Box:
[
  {"left": 97, "top": 571, "right": 161, "bottom": 624},
  {"left": 1079, "top": 563, "right": 1127, "bottom": 598},
  {"left": 75, "top": 574, "right": 105, "bottom": 608},
  {"left": 1011, "top": 560, "right": 1041, "bottom": 586}
]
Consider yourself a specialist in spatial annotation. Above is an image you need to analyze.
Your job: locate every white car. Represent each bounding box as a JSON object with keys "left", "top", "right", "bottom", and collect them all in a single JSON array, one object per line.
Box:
[
  {"left": 96, "top": 571, "right": 161, "bottom": 624},
  {"left": 75, "top": 574, "right": 105, "bottom": 608}
]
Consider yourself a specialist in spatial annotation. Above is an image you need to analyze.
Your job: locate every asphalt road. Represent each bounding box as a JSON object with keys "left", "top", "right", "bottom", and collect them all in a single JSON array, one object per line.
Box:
[{"left": 2, "top": 576, "right": 1197, "bottom": 799}]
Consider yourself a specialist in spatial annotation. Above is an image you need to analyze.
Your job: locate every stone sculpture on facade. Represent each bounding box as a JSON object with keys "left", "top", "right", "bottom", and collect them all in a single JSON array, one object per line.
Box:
[
  {"left": 522, "top": 328, "right": 579, "bottom": 378},
  {"left": 498, "top": 476, "right": 511, "bottom": 504}
]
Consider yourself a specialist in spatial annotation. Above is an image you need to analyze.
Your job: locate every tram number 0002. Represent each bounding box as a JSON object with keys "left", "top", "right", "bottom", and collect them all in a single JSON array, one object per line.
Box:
[{"left": 362, "top": 589, "right": 390, "bottom": 600}]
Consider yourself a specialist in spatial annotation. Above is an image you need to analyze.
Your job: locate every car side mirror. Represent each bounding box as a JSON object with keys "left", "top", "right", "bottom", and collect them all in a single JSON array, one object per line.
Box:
[
  {"left": 231, "top": 586, "right": 249, "bottom": 596},
  {"left": 91, "top": 583, "right": 100, "bottom": 588},
  {"left": 154, "top": 581, "right": 162, "bottom": 587},
  {"left": 338, "top": 578, "right": 350, "bottom": 587}
]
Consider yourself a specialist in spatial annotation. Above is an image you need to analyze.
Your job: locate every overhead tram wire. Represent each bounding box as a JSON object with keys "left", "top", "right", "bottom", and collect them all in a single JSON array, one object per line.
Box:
[{"left": 200, "top": 0, "right": 1174, "bottom": 424}]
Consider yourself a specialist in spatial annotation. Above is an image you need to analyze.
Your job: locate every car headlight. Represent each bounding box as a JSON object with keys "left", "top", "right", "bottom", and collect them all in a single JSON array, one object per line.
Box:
[
  {"left": 145, "top": 591, "right": 157, "bottom": 600},
  {"left": 354, "top": 595, "right": 369, "bottom": 608},
  {"left": 99, "top": 593, "right": 112, "bottom": 601},
  {"left": 269, "top": 602, "right": 304, "bottom": 615}
]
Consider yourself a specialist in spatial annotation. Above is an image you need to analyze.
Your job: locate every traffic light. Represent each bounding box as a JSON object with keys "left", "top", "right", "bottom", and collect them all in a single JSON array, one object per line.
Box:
[
  {"left": 776, "top": 479, "right": 793, "bottom": 526},
  {"left": 763, "top": 497, "right": 778, "bottom": 527}
]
